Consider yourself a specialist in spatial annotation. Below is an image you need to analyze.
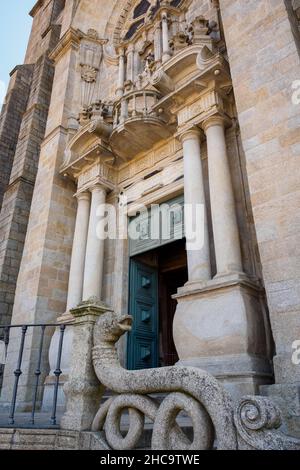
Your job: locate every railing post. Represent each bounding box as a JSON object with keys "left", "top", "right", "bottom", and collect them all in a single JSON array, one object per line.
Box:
[
  {"left": 50, "top": 324, "right": 66, "bottom": 426},
  {"left": 30, "top": 325, "right": 46, "bottom": 425},
  {"left": 60, "top": 298, "right": 110, "bottom": 432},
  {"left": 9, "top": 326, "right": 28, "bottom": 425},
  {"left": 120, "top": 98, "right": 128, "bottom": 124}
]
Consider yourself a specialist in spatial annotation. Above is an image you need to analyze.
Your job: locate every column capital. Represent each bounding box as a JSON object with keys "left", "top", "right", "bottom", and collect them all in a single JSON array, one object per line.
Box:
[
  {"left": 178, "top": 126, "right": 203, "bottom": 144},
  {"left": 202, "top": 114, "right": 226, "bottom": 133},
  {"left": 89, "top": 182, "right": 107, "bottom": 195},
  {"left": 126, "top": 44, "right": 135, "bottom": 54},
  {"left": 75, "top": 191, "right": 90, "bottom": 202},
  {"left": 117, "top": 47, "right": 125, "bottom": 57},
  {"left": 154, "top": 20, "right": 162, "bottom": 31}
]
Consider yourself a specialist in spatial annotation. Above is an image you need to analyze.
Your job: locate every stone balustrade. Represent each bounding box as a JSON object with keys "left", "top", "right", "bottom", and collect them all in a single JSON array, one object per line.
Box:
[
  {"left": 110, "top": 89, "right": 173, "bottom": 160},
  {"left": 113, "top": 89, "right": 162, "bottom": 128}
]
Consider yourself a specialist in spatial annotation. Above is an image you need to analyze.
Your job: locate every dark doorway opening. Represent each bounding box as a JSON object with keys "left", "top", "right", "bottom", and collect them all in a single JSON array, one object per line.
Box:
[{"left": 128, "top": 239, "right": 188, "bottom": 369}]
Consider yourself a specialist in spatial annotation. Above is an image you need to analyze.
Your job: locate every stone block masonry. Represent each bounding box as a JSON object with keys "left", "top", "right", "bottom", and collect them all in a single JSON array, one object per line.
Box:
[
  {"left": 0, "top": 65, "right": 33, "bottom": 210},
  {"left": 0, "top": 26, "right": 60, "bottom": 329},
  {"left": 220, "top": 0, "right": 300, "bottom": 434}
]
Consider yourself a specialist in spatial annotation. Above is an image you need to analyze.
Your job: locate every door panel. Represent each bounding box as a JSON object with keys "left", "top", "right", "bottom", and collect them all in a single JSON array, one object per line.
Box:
[{"left": 127, "top": 260, "right": 159, "bottom": 370}]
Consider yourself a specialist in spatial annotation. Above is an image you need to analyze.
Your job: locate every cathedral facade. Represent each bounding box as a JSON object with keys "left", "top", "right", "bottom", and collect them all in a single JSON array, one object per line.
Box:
[{"left": 0, "top": 0, "right": 300, "bottom": 446}]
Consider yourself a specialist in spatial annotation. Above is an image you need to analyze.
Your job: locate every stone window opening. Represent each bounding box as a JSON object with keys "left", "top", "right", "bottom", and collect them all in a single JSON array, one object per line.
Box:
[{"left": 133, "top": 0, "right": 151, "bottom": 19}]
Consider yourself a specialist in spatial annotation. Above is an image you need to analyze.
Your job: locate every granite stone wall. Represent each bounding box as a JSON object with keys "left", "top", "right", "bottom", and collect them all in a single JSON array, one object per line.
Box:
[
  {"left": 0, "top": 10, "right": 61, "bottom": 329},
  {"left": 220, "top": 0, "right": 300, "bottom": 434}
]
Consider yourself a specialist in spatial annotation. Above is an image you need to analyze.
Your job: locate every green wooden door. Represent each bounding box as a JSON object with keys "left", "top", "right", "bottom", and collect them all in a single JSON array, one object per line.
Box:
[{"left": 127, "top": 260, "right": 159, "bottom": 370}]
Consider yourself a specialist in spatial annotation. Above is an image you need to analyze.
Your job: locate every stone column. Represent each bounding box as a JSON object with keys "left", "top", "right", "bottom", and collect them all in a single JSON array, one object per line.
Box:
[
  {"left": 66, "top": 192, "right": 90, "bottom": 311},
  {"left": 116, "top": 48, "right": 125, "bottom": 99},
  {"left": 203, "top": 115, "right": 243, "bottom": 277},
  {"left": 133, "top": 50, "right": 140, "bottom": 80},
  {"left": 42, "top": 191, "right": 91, "bottom": 410},
  {"left": 154, "top": 22, "right": 162, "bottom": 62},
  {"left": 82, "top": 184, "right": 106, "bottom": 301},
  {"left": 180, "top": 128, "right": 211, "bottom": 282},
  {"left": 161, "top": 12, "right": 171, "bottom": 63},
  {"left": 126, "top": 45, "right": 134, "bottom": 83}
]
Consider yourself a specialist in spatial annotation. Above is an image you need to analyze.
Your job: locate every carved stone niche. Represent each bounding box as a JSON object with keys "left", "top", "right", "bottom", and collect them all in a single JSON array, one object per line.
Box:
[{"left": 79, "top": 29, "right": 108, "bottom": 109}]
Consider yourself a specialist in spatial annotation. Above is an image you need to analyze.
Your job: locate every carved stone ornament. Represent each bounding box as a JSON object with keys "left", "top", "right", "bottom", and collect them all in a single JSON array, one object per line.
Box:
[
  {"left": 87, "top": 28, "right": 99, "bottom": 40},
  {"left": 90, "top": 311, "right": 300, "bottom": 450},
  {"left": 81, "top": 64, "right": 98, "bottom": 83},
  {"left": 79, "top": 32, "right": 106, "bottom": 108}
]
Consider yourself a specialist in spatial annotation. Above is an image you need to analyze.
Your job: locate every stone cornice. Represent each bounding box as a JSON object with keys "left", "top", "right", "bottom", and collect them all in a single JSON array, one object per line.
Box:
[
  {"left": 41, "top": 125, "right": 68, "bottom": 149},
  {"left": 29, "top": 0, "right": 45, "bottom": 18},
  {"left": 49, "top": 28, "right": 81, "bottom": 63}
]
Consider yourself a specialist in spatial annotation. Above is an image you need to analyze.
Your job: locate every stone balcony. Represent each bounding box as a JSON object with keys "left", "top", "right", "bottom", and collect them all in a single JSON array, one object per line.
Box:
[{"left": 109, "top": 89, "right": 174, "bottom": 161}]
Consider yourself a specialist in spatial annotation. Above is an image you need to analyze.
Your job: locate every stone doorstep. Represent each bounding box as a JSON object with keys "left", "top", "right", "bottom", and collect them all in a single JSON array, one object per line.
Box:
[{"left": 0, "top": 428, "right": 80, "bottom": 451}]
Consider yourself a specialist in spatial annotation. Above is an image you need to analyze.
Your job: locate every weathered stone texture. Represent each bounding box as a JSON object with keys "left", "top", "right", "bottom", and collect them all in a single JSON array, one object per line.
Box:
[
  {"left": 0, "top": 428, "right": 108, "bottom": 451},
  {"left": 0, "top": 0, "right": 299, "bottom": 444},
  {"left": 0, "top": 34, "right": 77, "bottom": 404},
  {"left": 25, "top": 0, "right": 65, "bottom": 65},
  {"left": 286, "top": 0, "right": 300, "bottom": 55},
  {"left": 0, "top": 181, "right": 34, "bottom": 326},
  {"left": 0, "top": 65, "right": 33, "bottom": 210},
  {"left": 220, "top": 0, "right": 300, "bottom": 414},
  {"left": 0, "top": 18, "right": 62, "bottom": 329}
]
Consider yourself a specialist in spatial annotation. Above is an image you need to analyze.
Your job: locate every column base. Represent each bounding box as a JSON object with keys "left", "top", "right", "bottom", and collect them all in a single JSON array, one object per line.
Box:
[
  {"left": 173, "top": 275, "right": 272, "bottom": 400},
  {"left": 260, "top": 382, "right": 300, "bottom": 438}
]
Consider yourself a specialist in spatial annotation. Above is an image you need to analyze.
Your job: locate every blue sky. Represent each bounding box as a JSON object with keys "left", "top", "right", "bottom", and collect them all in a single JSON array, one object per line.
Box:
[{"left": 0, "top": 1, "right": 35, "bottom": 104}]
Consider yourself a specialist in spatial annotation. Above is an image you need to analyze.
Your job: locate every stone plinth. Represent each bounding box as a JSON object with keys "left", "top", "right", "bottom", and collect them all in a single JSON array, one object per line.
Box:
[
  {"left": 60, "top": 299, "right": 110, "bottom": 432},
  {"left": 173, "top": 275, "right": 272, "bottom": 398}
]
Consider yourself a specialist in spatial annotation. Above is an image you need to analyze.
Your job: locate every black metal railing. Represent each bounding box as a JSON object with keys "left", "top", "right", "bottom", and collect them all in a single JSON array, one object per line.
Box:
[{"left": 0, "top": 323, "right": 67, "bottom": 428}]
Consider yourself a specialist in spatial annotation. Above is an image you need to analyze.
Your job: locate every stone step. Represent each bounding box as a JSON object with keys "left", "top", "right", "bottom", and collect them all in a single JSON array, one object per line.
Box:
[{"left": 0, "top": 411, "right": 194, "bottom": 450}]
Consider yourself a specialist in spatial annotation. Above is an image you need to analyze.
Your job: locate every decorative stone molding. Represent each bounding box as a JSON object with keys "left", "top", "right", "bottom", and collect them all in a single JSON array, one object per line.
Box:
[
  {"left": 150, "top": 69, "right": 175, "bottom": 94},
  {"left": 122, "top": 157, "right": 183, "bottom": 207},
  {"left": 202, "top": 113, "right": 226, "bottom": 132},
  {"left": 118, "top": 137, "right": 181, "bottom": 183},
  {"left": 189, "top": 15, "right": 209, "bottom": 43},
  {"left": 77, "top": 161, "right": 117, "bottom": 193},
  {"left": 49, "top": 28, "right": 81, "bottom": 63}
]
